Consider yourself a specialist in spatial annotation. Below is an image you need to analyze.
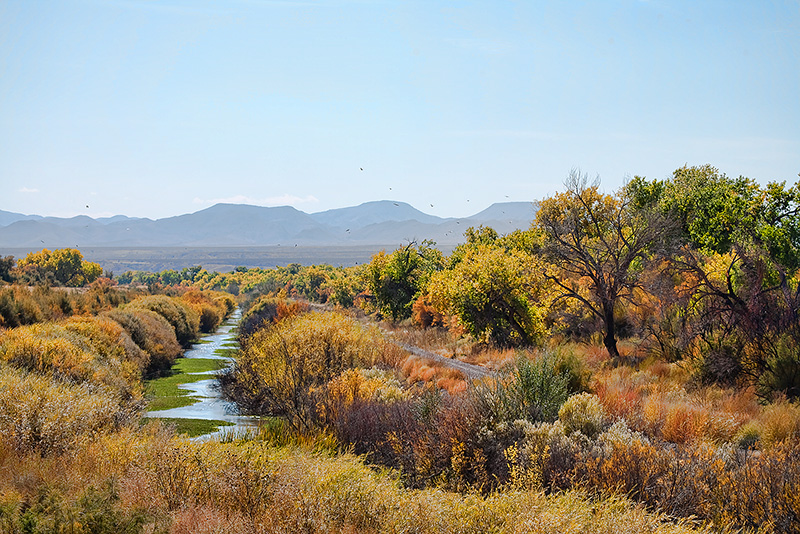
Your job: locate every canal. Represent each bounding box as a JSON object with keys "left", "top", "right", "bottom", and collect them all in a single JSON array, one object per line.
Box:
[{"left": 145, "top": 308, "right": 259, "bottom": 440}]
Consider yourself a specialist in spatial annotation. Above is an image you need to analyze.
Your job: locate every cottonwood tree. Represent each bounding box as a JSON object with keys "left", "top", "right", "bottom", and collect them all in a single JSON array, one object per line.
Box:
[
  {"left": 536, "top": 170, "right": 670, "bottom": 360},
  {"left": 631, "top": 166, "right": 800, "bottom": 397},
  {"left": 15, "top": 248, "right": 102, "bottom": 287},
  {"left": 363, "top": 241, "right": 443, "bottom": 321},
  {"left": 428, "top": 243, "right": 548, "bottom": 346}
]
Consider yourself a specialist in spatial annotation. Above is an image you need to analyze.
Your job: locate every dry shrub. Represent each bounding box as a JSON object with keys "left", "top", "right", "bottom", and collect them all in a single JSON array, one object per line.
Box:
[
  {"left": 104, "top": 308, "right": 182, "bottom": 373},
  {"left": 558, "top": 393, "right": 609, "bottom": 438},
  {"left": 411, "top": 295, "right": 444, "bottom": 328},
  {"left": 577, "top": 437, "right": 800, "bottom": 532},
  {"left": 0, "top": 283, "right": 136, "bottom": 328},
  {"left": 126, "top": 295, "right": 200, "bottom": 347},
  {"left": 0, "top": 322, "right": 139, "bottom": 397},
  {"left": 238, "top": 296, "right": 309, "bottom": 339},
  {"left": 222, "top": 311, "right": 384, "bottom": 431},
  {"left": 402, "top": 355, "right": 465, "bottom": 388},
  {"left": 0, "top": 366, "right": 132, "bottom": 456},
  {"left": 754, "top": 397, "right": 800, "bottom": 448},
  {"left": 0, "top": 285, "right": 46, "bottom": 326},
  {"left": 180, "top": 290, "right": 234, "bottom": 333},
  {"left": 0, "top": 420, "right": 707, "bottom": 534},
  {"left": 168, "top": 506, "right": 251, "bottom": 534},
  {"left": 64, "top": 315, "right": 149, "bottom": 373},
  {"left": 593, "top": 364, "right": 759, "bottom": 445},
  {"left": 373, "top": 339, "right": 408, "bottom": 369}
]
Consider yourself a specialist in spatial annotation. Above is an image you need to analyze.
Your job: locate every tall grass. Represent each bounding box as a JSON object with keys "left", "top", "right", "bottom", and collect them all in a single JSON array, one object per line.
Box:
[{"left": 0, "top": 424, "right": 709, "bottom": 534}]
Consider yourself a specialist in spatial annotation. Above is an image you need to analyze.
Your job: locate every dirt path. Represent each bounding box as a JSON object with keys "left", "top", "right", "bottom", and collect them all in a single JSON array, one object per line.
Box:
[
  {"left": 313, "top": 304, "right": 492, "bottom": 381},
  {"left": 391, "top": 341, "right": 491, "bottom": 380}
]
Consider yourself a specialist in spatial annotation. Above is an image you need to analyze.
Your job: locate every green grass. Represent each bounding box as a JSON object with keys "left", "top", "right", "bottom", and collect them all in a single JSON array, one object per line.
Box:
[
  {"left": 175, "top": 357, "right": 227, "bottom": 374},
  {"left": 214, "top": 347, "right": 238, "bottom": 358},
  {"left": 145, "top": 357, "right": 227, "bottom": 411},
  {"left": 147, "top": 417, "right": 234, "bottom": 437}
]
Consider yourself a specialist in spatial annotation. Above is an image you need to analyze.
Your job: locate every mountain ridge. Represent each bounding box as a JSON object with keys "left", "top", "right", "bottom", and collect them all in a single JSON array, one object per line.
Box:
[{"left": 0, "top": 201, "right": 537, "bottom": 250}]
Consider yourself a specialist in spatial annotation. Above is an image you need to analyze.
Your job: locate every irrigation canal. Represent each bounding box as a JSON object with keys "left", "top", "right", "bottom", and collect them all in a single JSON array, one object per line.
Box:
[{"left": 145, "top": 308, "right": 259, "bottom": 440}]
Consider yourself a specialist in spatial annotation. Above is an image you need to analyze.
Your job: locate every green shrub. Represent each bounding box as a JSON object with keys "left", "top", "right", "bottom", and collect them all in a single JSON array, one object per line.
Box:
[{"left": 472, "top": 353, "right": 571, "bottom": 426}]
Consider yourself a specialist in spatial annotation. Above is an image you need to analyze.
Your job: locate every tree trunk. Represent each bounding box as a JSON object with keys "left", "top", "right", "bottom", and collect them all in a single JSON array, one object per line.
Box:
[{"left": 603, "top": 305, "right": 620, "bottom": 361}]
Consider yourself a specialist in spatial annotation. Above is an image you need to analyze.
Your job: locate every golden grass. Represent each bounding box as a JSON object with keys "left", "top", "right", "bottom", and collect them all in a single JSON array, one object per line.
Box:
[{"left": 0, "top": 424, "right": 710, "bottom": 534}]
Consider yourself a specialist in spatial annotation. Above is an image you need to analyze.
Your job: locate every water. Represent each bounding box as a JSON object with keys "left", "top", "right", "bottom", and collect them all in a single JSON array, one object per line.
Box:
[{"left": 145, "top": 308, "right": 260, "bottom": 440}]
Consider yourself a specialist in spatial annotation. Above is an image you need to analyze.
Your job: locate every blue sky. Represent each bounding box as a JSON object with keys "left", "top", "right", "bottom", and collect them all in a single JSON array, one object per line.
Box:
[{"left": 1, "top": 0, "right": 798, "bottom": 219}]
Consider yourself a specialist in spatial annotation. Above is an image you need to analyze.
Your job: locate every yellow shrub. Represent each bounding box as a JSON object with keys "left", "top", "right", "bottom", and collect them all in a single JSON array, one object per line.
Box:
[
  {"left": 0, "top": 321, "right": 141, "bottom": 399},
  {"left": 0, "top": 366, "right": 130, "bottom": 455},
  {"left": 225, "top": 311, "right": 384, "bottom": 430},
  {"left": 756, "top": 397, "right": 800, "bottom": 448}
]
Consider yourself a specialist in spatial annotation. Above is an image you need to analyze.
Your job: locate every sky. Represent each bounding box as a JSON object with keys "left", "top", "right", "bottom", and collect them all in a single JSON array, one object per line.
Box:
[{"left": 1, "top": 0, "right": 798, "bottom": 220}]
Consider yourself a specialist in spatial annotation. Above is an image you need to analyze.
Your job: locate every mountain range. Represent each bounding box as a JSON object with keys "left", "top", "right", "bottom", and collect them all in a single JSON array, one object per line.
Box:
[{"left": 0, "top": 201, "right": 537, "bottom": 250}]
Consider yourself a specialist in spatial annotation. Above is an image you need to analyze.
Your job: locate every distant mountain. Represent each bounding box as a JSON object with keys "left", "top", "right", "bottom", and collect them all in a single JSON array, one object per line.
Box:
[
  {"left": 96, "top": 215, "right": 143, "bottom": 224},
  {"left": 0, "top": 209, "right": 42, "bottom": 227},
  {"left": 311, "top": 200, "right": 447, "bottom": 229},
  {"left": 0, "top": 201, "right": 537, "bottom": 250},
  {"left": 466, "top": 202, "right": 537, "bottom": 223}
]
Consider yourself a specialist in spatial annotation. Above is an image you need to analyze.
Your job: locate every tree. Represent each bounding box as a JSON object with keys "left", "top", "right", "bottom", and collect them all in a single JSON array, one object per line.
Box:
[
  {"left": 0, "top": 256, "right": 14, "bottom": 283},
  {"left": 536, "top": 170, "right": 670, "bottom": 360},
  {"left": 428, "top": 244, "right": 548, "bottom": 346},
  {"left": 15, "top": 248, "right": 102, "bottom": 287},
  {"left": 363, "top": 241, "right": 443, "bottom": 321},
  {"left": 629, "top": 166, "right": 800, "bottom": 398}
]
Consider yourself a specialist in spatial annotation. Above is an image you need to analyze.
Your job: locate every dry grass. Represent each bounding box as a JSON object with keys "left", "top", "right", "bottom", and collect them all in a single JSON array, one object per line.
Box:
[
  {"left": 0, "top": 424, "right": 709, "bottom": 534},
  {"left": 401, "top": 355, "right": 466, "bottom": 394}
]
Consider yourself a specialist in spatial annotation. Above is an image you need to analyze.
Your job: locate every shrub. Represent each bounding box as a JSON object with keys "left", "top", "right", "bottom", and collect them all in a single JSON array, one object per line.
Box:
[
  {"left": 103, "top": 308, "right": 182, "bottom": 373},
  {"left": 222, "top": 311, "right": 384, "bottom": 431},
  {"left": 238, "top": 296, "right": 308, "bottom": 339},
  {"left": 0, "top": 322, "right": 139, "bottom": 397},
  {"left": 559, "top": 392, "right": 609, "bottom": 438},
  {"left": 0, "top": 367, "right": 132, "bottom": 455},
  {"left": 472, "top": 354, "right": 571, "bottom": 426},
  {"left": 411, "top": 295, "right": 445, "bottom": 328},
  {"left": 0, "top": 286, "right": 45, "bottom": 327},
  {"left": 180, "top": 290, "right": 234, "bottom": 333},
  {"left": 755, "top": 397, "right": 800, "bottom": 448},
  {"left": 126, "top": 295, "right": 199, "bottom": 347},
  {"left": 63, "top": 315, "right": 149, "bottom": 374}
]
